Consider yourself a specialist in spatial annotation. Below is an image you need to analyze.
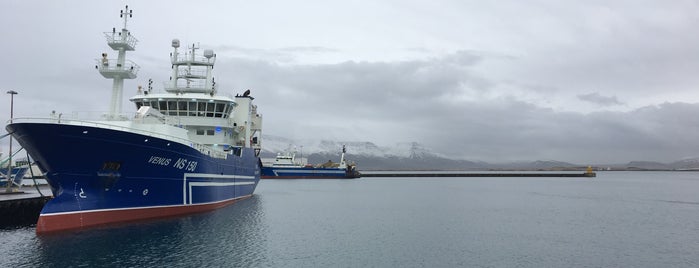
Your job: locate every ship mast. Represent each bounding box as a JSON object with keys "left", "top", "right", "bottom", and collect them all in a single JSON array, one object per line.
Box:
[
  {"left": 166, "top": 40, "right": 216, "bottom": 94},
  {"left": 96, "top": 5, "right": 140, "bottom": 119},
  {"left": 340, "top": 145, "right": 346, "bottom": 165}
]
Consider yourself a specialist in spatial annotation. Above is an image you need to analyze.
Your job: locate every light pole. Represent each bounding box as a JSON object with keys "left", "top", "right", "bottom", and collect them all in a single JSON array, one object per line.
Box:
[{"left": 5, "top": 90, "right": 17, "bottom": 192}]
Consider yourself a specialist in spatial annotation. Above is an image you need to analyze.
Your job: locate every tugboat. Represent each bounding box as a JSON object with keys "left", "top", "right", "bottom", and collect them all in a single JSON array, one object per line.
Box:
[
  {"left": 262, "top": 145, "right": 360, "bottom": 179},
  {"left": 5, "top": 6, "right": 263, "bottom": 233}
]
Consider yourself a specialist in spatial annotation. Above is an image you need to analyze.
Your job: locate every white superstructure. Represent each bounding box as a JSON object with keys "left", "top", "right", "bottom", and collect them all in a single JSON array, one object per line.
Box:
[
  {"left": 86, "top": 5, "right": 261, "bottom": 158},
  {"left": 15, "top": 5, "right": 262, "bottom": 160}
]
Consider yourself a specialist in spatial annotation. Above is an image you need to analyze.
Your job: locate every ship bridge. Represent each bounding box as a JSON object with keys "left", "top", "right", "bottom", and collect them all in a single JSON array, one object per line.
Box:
[{"left": 131, "top": 93, "right": 237, "bottom": 119}]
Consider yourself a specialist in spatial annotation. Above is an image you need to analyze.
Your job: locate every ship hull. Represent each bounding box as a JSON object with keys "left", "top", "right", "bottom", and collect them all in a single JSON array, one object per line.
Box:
[
  {"left": 261, "top": 166, "right": 359, "bottom": 179},
  {"left": 6, "top": 122, "right": 260, "bottom": 233}
]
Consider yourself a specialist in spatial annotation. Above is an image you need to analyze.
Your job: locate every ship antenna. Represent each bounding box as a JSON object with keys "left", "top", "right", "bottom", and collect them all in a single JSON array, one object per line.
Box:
[{"left": 120, "top": 5, "right": 133, "bottom": 29}]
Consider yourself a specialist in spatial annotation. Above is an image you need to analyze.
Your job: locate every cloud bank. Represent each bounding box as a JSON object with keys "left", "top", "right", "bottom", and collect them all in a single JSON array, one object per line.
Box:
[
  {"left": 3, "top": 1, "right": 699, "bottom": 164},
  {"left": 211, "top": 51, "right": 699, "bottom": 163}
]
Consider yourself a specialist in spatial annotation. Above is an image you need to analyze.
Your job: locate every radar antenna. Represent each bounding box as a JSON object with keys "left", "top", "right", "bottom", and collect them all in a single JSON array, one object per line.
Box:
[{"left": 120, "top": 5, "right": 133, "bottom": 29}]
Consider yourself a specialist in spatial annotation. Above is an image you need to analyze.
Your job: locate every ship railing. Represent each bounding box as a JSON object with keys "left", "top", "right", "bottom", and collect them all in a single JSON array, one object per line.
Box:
[
  {"left": 8, "top": 117, "right": 229, "bottom": 159},
  {"left": 103, "top": 31, "right": 139, "bottom": 50},
  {"left": 69, "top": 111, "right": 132, "bottom": 121},
  {"left": 167, "top": 80, "right": 211, "bottom": 90},
  {"left": 96, "top": 59, "right": 140, "bottom": 70},
  {"left": 96, "top": 59, "right": 140, "bottom": 76},
  {"left": 177, "top": 68, "right": 208, "bottom": 78},
  {"left": 172, "top": 54, "right": 215, "bottom": 66},
  {"left": 163, "top": 81, "right": 216, "bottom": 94}
]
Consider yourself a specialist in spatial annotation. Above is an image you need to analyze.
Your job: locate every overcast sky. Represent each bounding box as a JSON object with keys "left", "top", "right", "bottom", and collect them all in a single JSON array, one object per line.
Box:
[{"left": 3, "top": 0, "right": 699, "bottom": 163}]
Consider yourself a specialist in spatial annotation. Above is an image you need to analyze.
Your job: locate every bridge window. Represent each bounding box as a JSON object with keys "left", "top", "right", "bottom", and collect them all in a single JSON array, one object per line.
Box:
[
  {"left": 226, "top": 104, "right": 232, "bottom": 118},
  {"left": 188, "top": 102, "right": 197, "bottom": 116},
  {"left": 134, "top": 99, "right": 236, "bottom": 118},
  {"left": 178, "top": 101, "right": 187, "bottom": 116},
  {"left": 198, "top": 102, "right": 206, "bottom": 116},
  {"left": 206, "top": 102, "right": 215, "bottom": 117},
  {"left": 214, "top": 103, "right": 225, "bottom": 118}
]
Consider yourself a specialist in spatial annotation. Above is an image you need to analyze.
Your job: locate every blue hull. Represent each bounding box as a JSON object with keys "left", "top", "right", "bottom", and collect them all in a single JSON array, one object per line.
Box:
[
  {"left": 261, "top": 166, "right": 359, "bottom": 179},
  {"left": 7, "top": 122, "right": 260, "bottom": 232}
]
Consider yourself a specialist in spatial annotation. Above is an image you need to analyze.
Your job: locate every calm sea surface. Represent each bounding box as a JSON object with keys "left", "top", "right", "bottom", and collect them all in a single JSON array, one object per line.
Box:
[{"left": 2, "top": 172, "right": 699, "bottom": 267}]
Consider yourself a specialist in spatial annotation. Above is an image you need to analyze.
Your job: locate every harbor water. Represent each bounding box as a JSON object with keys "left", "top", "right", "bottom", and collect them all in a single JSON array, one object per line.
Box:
[{"left": 2, "top": 171, "right": 699, "bottom": 267}]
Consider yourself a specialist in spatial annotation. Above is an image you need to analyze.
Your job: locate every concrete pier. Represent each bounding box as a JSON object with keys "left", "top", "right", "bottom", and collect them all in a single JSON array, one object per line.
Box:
[
  {"left": 0, "top": 185, "right": 52, "bottom": 227},
  {"left": 360, "top": 172, "right": 596, "bottom": 178}
]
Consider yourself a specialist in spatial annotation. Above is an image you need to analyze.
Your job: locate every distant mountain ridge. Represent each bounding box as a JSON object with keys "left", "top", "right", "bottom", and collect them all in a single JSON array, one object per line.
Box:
[
  {"left": 625, "top": 158, "right": 699, "bottom": 170},
  {"left": 260, "top": 135, "right": 699, "bottom": 170},
  {"left": 261, "top": 135, "right": 447, "bottom": 159},
  {"left": 263, "top": 135, "right": 579, "bottom": 170}
]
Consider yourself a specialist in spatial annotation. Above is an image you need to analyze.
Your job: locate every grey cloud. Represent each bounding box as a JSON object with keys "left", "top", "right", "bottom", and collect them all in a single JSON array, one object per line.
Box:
[
  {"left": 5, "top": 1, "right": 699, "bottom": 165},
  {"left": 212, "top": 45, "right": 339, "bottom": 63},
  {"left": 422, "top": 99, "right": 699, "bottom": 163},
  {"left": 278, "top": 46, "right": 340, "bottom": 53},
  {"left": 578, "top": 92, "right": 624, "bottom": 106},
  {"left": 439, "top": 50, "right": 484, "bottom": 66},
  {"left": 218, "top": 51, "right": 490, "bottom": 120},
  {"left": 5, "top": 44, "right": 697, "bottom": 164},
  {"left": 211, "top": 51, "right": 699, "bottom": 163}
]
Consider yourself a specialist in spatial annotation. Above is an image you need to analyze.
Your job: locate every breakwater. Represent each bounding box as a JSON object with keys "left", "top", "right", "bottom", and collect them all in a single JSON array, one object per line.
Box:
[{"left": 361, "top": 172, "right": 596, "bottom": 178}]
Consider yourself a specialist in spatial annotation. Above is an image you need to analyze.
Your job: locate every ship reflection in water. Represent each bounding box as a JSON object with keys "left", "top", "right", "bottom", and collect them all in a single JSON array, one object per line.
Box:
[{"left": 35, "top": 196, "right": 267, "bottom": 267}]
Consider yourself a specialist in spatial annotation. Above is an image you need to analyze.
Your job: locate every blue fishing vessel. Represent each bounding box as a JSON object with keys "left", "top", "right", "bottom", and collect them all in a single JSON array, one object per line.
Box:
[
  {"left": 5, "top": 6, "right": 263, "bottom": 233},
  {"left": 262, "top": 145, "right": 359, "bottom": 179},
  {"left": 0, "top": 166, "right": 28, "bottom": 188}
]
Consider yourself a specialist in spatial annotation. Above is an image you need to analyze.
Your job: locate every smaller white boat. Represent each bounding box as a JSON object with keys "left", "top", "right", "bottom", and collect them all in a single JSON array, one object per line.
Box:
[{"left": 262, "top": 145, "right": 360, "bottom": 179}]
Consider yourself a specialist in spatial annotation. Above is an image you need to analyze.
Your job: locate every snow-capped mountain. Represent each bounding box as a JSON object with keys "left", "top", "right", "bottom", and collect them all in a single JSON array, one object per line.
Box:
[
  {"left": 261, "top": 135, "right": 446, "bottom": 159},
  {"left": 260, "top": 135, "right": 699, "bottom": 170},
  {"left": 260, "top": 134, "right": 483, "bottom": 170},
  {"left": 669, "top": 157, "right": 699, "bottom": 170},
  {"left": 495, "top": 160, "right": 578, "bottom": 170}
]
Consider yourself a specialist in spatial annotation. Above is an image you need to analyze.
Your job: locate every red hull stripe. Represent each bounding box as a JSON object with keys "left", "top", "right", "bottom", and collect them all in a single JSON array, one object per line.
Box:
[{"left": 36, "top": 195, "right": 251, "bottom": 234}]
